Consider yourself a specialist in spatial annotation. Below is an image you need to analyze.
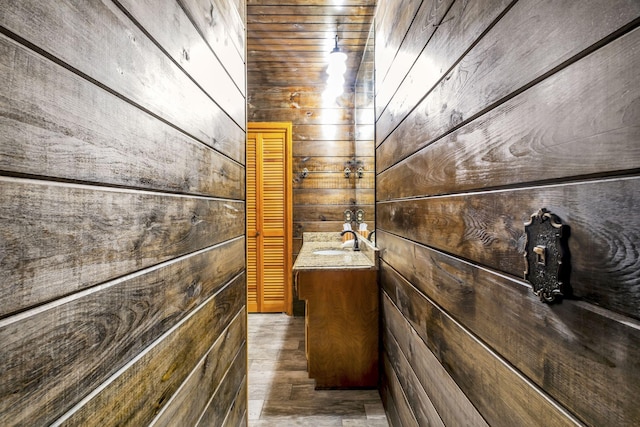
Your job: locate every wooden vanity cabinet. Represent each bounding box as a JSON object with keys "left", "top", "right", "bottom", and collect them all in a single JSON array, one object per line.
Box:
[{"left": 297, "top": 269, "right": 379, "bottom": 389}]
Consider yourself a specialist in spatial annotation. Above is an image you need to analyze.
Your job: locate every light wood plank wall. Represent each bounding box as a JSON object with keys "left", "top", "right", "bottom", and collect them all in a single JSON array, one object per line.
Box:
[
  {"left": 246, "top": 1, "right": 376, "bottom": 315},
  {"left": 0, "top": 1, "right": 247, "bottom": 425},
  {"left": 355, "top": 25, "right": 376, "bottom": 237},
  {"left": 374, "top": 0, "right": 640, "bottom": 426},
  {"left": 248, "top": 87, "right": 357, "bottom": 314},
  {"left": 248, "top": 87, "right": 358, "bottom": 242}
]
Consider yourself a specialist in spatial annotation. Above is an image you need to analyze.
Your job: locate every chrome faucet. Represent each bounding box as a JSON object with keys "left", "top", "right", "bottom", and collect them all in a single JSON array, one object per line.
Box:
[{"left": 340, "top": 230, "right": 360, "bottom": 251}]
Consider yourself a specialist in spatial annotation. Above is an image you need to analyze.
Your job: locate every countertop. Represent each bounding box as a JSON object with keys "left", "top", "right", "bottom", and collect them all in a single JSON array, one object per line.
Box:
[{"left": 292, "top": 232, "right": 378, "bottom": 271}]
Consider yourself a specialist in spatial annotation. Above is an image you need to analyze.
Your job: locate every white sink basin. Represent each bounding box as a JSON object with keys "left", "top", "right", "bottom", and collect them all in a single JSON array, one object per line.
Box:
[{"left": 313, "top": 250, "right": 347, "bottom": 256}]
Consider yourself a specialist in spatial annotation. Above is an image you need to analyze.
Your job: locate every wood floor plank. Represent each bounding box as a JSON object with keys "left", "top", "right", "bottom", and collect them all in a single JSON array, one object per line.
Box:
[{"left": 247, "top": 313, "right": 389, "bottom": 425}]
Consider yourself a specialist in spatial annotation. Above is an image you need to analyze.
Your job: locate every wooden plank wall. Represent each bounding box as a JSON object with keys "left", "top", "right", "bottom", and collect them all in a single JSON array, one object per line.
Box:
[
  {"left": 248, "top": 86, "right": 356, "bottom": 314},
  {"left": 248, "top": 87, "right": 357, "bottom": 245},
  {"left": 355, "top": 25, "right": 376, "bottom": 237},
  {"left": 246, "top": 1, "right": 376, "bottom": 315},
  {"left": 0, "top": 1, "right": 247, "bottom": 426},
  {"left": 375, "top": 0, "right": 640, "bottom": 426}
]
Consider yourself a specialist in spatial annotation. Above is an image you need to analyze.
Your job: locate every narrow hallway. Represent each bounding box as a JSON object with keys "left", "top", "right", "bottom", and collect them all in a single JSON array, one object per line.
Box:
[{"left": 248, "top": 314, "right": 388, "bottom": 426}]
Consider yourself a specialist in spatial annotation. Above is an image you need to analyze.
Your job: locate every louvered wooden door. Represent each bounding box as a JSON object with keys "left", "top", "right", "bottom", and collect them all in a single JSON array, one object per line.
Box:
[{"left": 247, "top": 122, "right": 292, "bottom": 313}]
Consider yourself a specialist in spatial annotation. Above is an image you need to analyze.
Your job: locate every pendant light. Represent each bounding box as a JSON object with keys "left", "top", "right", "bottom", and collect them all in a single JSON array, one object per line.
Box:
[
  {"left": 324, "top": 34, "right": 347, "bottom": 100},
  {"left": 327, "top": 35, "right": 347, "bottom": 77}
]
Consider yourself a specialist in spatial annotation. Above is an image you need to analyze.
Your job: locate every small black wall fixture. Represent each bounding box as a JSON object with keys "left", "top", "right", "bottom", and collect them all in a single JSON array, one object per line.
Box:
[{"left": 524, "top": 208, "right": 569, "bottom": 303}]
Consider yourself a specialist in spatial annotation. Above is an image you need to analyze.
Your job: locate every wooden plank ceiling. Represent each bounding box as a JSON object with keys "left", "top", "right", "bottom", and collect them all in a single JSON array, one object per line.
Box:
[{"left": 247, "top": 0, "right": 376, "bottom": 87}]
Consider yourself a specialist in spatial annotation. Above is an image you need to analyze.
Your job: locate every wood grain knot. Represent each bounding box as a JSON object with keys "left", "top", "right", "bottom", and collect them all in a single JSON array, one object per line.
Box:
[{"left": 450, "top": 110, "right": 464, "bottom": 127}]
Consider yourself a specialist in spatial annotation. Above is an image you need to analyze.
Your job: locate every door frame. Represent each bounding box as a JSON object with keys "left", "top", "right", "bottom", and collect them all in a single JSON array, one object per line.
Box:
[{"left": 247, "top": 122, "right": 293, "bottom": 315}]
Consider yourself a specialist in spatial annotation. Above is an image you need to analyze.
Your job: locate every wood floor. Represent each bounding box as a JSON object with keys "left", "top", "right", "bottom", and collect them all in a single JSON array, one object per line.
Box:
[{"left": 248, "top": 313, "right": 389, "bottom": 426}]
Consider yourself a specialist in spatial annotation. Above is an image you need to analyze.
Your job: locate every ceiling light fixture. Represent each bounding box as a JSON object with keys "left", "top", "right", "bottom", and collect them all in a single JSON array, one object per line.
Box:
[
  {"left": 327, "top": 35, "right": 347, "bottom": 76},
  {"left": 323, "top": 34, "right": 347, "bottom": 101}
]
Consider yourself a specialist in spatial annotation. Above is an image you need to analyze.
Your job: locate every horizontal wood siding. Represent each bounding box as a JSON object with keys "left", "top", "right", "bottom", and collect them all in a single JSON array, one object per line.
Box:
[
  {"left": 375, "top": 0, "right": 512, "bottom": 134},
  {"left": 248, "top": 83, "right": 357, "bottom": 314},
  {"left": 250, "top": 81, "right": 357, "bottom": 246},
  {"left": 152, "top": 309, "right": 246, "bottom": 426},
  {"left": 381, "top": 277, "right": 488, "bottom": 426},
  {"left": 0, "top": 0, "right": 246, "bottom": 425},
  {"left": 355, "top": 25, "right": 375, "bottom": 236},
  {"left": 246, "top": 1, "right": 374, "bottom": 88},
  {"left": 375, "top": 0, "right": 640, "bottom": 426},
  {"left": 377, "top": 27, "right": 640, "bottom": 194},
  {"left": 58, "top": 275, "right": 247, "bottom": 426},
  {"left": 377, "top": 0, "right": 640, "bottom": 171},
  {"left": 0, "top": 33, "right": 244, "bottom": 198},
  {"left": 246, "top": 3, "right": 376, "bottom": 314}
]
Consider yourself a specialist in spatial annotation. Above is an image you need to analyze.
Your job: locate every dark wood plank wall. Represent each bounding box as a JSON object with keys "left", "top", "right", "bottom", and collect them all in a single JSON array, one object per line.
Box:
[
  {"left": 0, "top": 1, "right": 247, "bottom": 425},
  {"left": 375, "top": 0, "right": 640, "bottom": 426}
]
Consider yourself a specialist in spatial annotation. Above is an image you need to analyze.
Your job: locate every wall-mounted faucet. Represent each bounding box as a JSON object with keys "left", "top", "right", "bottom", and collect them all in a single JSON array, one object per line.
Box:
[{"left": 340, "top": 230, "right": 360, "bottom": 251}]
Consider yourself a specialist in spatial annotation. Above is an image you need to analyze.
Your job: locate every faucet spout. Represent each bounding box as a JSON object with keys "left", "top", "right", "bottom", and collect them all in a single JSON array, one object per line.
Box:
[{"left": 340, "top": 230, "right": 360, "bottom": 251}]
